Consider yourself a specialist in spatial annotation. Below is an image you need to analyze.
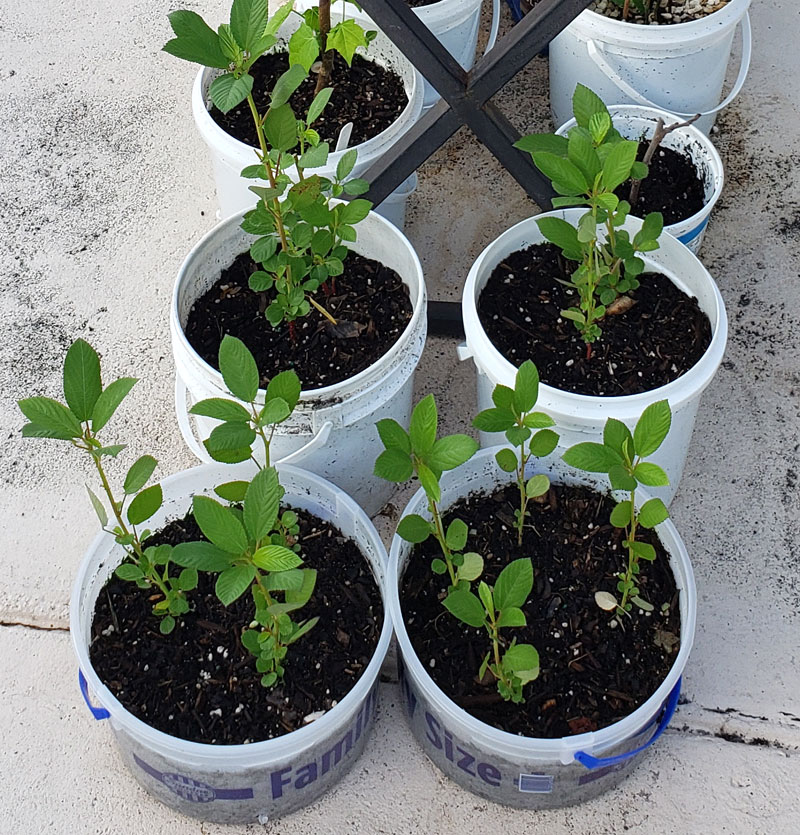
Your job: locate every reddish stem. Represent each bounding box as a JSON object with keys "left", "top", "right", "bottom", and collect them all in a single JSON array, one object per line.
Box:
[{"left": 288, "top": 321, "right": 296, "bottom": 343}]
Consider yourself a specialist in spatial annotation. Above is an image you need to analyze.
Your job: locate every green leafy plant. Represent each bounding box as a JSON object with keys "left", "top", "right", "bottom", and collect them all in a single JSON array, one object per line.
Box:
[
  {"left": 173, "top": 466, "right": 318, "bottom": 687},
  {"left": 562, "top": 400, "right": 672, "bottom": 614},
  {"left": 473, "top": 361, "right": 559, "bottom": 546},
  {"left": 444, "top": 559, "right": 539, "bottom": 703},
  {"left": 374, "top": 395, "right": 481, "bottom": 590},
  {"left": 514, "top": 83, "right": 664, "bottom": 356},
  {"left": 608, "top": 0, "right": 657, "bottom": 23},
  {"left": 164, "top": 0, "right": 373, "bottom": 334},
  {"left": 17, "top": 339, "right": 193, "bottom": 634}
]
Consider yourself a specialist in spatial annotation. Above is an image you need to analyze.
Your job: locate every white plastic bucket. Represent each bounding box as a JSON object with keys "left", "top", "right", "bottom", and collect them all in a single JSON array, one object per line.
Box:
[
  {"left": 71, "top": 462, "right": 392, "bottom": 824},
  {"left": 549, "top": 0, "right": 752, "bottom": 135},
  {"left": 388, "top": 448, "right": 696, "bottom": 808},
  {"left": 459, "top": 208, "right": 728, "bottom": 505},
  {"left": 192, "top": 6, "right": 424, "bottom": 227},
  {"left": 171, "top": 209, "right": 427, "bottom": 517},
  {"left": 555, "top": 105, "right": 724, "bottom": 254}
]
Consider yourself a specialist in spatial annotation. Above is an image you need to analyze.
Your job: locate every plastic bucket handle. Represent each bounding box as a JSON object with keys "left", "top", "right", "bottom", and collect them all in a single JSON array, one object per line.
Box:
[
  {"left": 586, "top": 12, "right": 752, "bottom": 118},
  {"left": 79, "top": 669, "right": 110, "bottom": 721},
  {"left": 574, "top": 677, "right": 681, "bottom": 770}
]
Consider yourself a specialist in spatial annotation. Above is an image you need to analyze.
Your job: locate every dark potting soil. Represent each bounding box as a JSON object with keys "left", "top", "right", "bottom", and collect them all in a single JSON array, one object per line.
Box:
[
  {"left": 209, "top": 52, "right": 407, "bottom": 149},
  {"left": 477, "top": 243, "right": 712, "bottom": 396},
  {"left": 619, "top": 142, "right": 706, "bottom": 226},
  {"left": 89, "top": 508, "right": 383, "bottom": 745},
  {"left": 401, "top": 482, "right": 681, "bottom": 738},
  {"left": 184, "top": 251, "right": 413, "bottom": 390}
]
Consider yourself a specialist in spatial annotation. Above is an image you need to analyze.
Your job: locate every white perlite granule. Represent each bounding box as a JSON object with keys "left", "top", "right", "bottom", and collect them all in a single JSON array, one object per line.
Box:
[{"left": 591, "top": 0, "right": 729, "bottom": 24}]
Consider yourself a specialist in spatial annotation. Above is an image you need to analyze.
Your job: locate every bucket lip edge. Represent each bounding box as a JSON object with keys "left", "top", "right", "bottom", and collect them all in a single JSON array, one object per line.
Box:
[
  {"left": 70, "top": 461, "right": 393, "bottom": 763},
  {"left": 461, "top": 208, "right": 728, "bottom": 412},
  {"left": 387, "top": 447, "right": 697, "bottom": 759}
]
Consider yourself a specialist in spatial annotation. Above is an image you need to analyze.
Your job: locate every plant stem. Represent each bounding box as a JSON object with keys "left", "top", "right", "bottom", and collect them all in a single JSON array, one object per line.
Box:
[
  {"left": 620, "top": 486, "right": 639, "bottom": 610},
  {"left": 308, "top": 294, "right": 338, "bottom": 325},
  {"left": 314, "top": 0, "right": 335, "bottom": 96},
  {"left": 430, "top": 499, "right": 457, "bottom": 587},
  {"left": 516, "top": 445, "right": 529, "bottom": 547}
]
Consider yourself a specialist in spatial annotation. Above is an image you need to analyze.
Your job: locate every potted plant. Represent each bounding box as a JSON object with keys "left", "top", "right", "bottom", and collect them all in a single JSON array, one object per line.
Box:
[
  {"left": 164, "top": 0, "right": 423, "bottom": 226},
  {"left": 460, "top": 85, "right": 727, "bottom": 503},
  {"left": 375, "top": 369, "right": 695, "bottom": 807},
  {"left": 20, "top": 339, "right": 392, "bottom": 823},
  {"left": 547, "top": 87, "right": 724, "bottom": 254},
  {"left": 548, "top": 0, "right": 752, "bottom": 135}
]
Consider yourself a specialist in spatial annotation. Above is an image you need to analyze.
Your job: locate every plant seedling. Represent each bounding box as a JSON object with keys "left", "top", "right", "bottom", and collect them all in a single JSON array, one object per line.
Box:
[
  {"left": 374, "top": 395, "right": 481, "bottom": 590},
  {"left": 473, "top": 360, "right": 559, "bottom": 546},
  {"left": 562, "top": 400, "right": 672, "bottom": 614},
  {"left": 172, "top": 466, "right": 318, "bottom": 687},
  {"left": 17, "top": 339, "right": 193, "bottom": 634},
  {"left": 444, "top": 559, "right": 539, "bottom": 703},
  {"left": 514, "top": 84, "right": 664, "bottom": 356}
]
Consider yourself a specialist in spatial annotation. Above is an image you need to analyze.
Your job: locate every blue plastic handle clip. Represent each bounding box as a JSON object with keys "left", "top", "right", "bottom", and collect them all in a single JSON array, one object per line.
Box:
[
  {"left": 505, "top": 0, "right": 523, "bottom": 23},
  {"left": 574, "top": 677, "right": 681, "bottom": 770},
  {"left": 79, "top": 670, "right": 110, "bottom": 720}
]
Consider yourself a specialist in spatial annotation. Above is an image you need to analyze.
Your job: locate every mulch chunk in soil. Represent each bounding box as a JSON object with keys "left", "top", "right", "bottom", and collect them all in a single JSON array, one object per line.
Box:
[
  {"left": 209, "top": 51, "right": 407, "bottom": 149},
  {"left": 401, "top": 482, "right": 681, "bottom": 738},
  {"left": 89, "top": 508, "right": 383, "bottom": 745},
  {"left": 618, "top": 142, "right": 706, "bottom": 226},
  {"left": 477, "top": 243, "right": 712, "bottom": 396},
  {"left": 184, "top": 250, "right": 413, "bottom": 390}
]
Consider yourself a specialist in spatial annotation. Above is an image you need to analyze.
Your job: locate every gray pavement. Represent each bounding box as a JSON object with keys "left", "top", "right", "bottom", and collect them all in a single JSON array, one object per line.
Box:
[{"left": 2, "top": 0, "right": 799, "bottom": 832}]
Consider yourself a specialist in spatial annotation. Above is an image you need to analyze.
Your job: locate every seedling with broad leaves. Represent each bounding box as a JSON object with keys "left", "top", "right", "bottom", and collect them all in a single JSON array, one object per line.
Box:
[
  {"left": 17, "top": 339, "right": 192, "bottom": 634},
  {"left": 473, "top": 360, "right": 559, "bottom": 546},
  {"left": 444, "top": 558, "right": 539, "bottom": 703},
  {"left": 514, "top": 84, "right": 664, "bottom": 356},
  {"left": 562, "top": 400, "right": 672, "bottom": 615},
  {"left": 164, "top": 0, "right": 373, "bottom": 333},
  {"left": 374, "top": 395, "right": 481, "bottom": 590}
]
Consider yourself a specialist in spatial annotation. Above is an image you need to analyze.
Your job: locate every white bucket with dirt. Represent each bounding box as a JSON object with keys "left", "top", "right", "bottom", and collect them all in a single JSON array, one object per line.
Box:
[
  {"left": 72, "top": 461, "right": 392, "bottom": 824},
  {"left": 549, "top": 0, "right": 752, "bottom": 135},
  {"left": 171, "top": 209, "right": 427, "bottom": 517}
]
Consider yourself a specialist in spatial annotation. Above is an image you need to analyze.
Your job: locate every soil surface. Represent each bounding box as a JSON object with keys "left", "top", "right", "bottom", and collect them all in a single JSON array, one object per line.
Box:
[
  {"left": 477, "top": 243, "right": 711, "bottom": 396},
  {"left": 401, "top": 482, "right": 681, "bottom": 738},
  {"left": 591, "top": 0, "right": 728, "bottom": 24},
  {"left": 184, "top": 251, "right": 413, "bottom": 390},
  {"left": 209, "top": 51, "right": 407, "bottom": 149},
  {"left": 89, "top": 508, "right": 383, "bottom": 745},
  {"left": 621, "top": 143, "right": 706, "bottom": 226}
]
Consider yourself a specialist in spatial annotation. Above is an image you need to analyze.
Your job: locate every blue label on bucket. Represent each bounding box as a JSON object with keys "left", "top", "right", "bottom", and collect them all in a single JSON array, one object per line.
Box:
[
  {"left": 518, "top": 773, "right": 554, "bottom": 793},
  {"left": 133, "top": 754, "right": 254, "bottom": 802},
  {"left": 677, "top": 214, "right": 710, "bottom": 246}
]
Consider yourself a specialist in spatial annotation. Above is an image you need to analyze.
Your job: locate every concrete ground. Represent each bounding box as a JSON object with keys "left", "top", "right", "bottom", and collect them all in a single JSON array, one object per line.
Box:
[{"left": 2, "top": 0, "right": 799, "bottom": 831}]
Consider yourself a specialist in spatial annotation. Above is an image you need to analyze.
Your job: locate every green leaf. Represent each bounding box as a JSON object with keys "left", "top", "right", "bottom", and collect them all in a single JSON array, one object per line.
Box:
[
  {"left": 428, "top": 435, "right": 479, "bottom": 472},
  {"left": 496, "top": 606, "right": 526, "bottom": 628},
  {"left": 263, "top": 103, "right": 299, "bottom": 152},
  {"left": 536, "top": 216, "right": 582, "bottom": 258},
  {"left": 445, "top": 518, "right": 468, "bottom": 552},
  {"left": 265, "top": 370, "right": 301, "bottom": 412},
  {"left": 213, "top": 480, "right": 250, "bottom": 503},
  {"left": 271, "top": 64, "right": 307, "bottom": 108},
  {"left": 562, "top": 442, "right": 622, "bottom": 473},
  {"left": 374, "top": 448, "right": 413, "bottom": 482},
  {"left": 633, "top": 400, "right": 672, "bottom": 458},
  {"left": 524, "top": 411, "right": 555, "bottom": 429},
  {"left": 243, "top": 466, "right": 282, "bottom": 542},
  {"left": 209, "top": 73, "right": 254, "bottom": 114},
  {"left": 18, "top": 397, "right": 82, "bottom": 439},
  {"left": 115, "top": 563, "right": 144, "bottom": 582},
  {"left": 630, "top": 540, "right": 657, "bottom": 561},
  {"left": 635, "top": 212, "right": 664, "bottom": 249},
  {"left": 529, "top": 429, "right": 558, "bottom": 458},
  {"left": 203, "top": 442, "right": 252, "bottom": 464},
  {"left": 207, "top": 422, "right": 256, "bottom": 452},
  {"left": 338, "top": 199, "right": 371, "bottom": 225},
  {"left": 478, "top": 581, "right": 494, "bottom": 617},
  {"left": 343, "top": 178, "right": 369, "bottom": 196},
  {"left": 216, "top": 564, "right": 257, "bottom": 605},
  {"left": 588, "top": 111, "right": 612, "bottom": 145},
  {"left": 495, "top": 447, "right": 518, "bottom": 473},
  {"left": 513, "top": 133, "right": 569, "bottom": 156},
  {"left": 177, "top": 567, "right": 199, "bottom": 591},
  {"left": 230, "top": 0, "right": 268, "bottom": 52},
  {"left": 171, "top": 541, "right": 232, "bottom": 572},
  {"left": 63, "top": 339, "right": 101, "bottom": 422},
  {"left": 252, "top": 544, "right": 302, "bottom": 571},
  {"left": 602, "top": 140, "right": 639, "bottom": 191},
  {"left": 396, "top": 514, "right": 432, "bottom": 544},
  {"left": 159, "top": 615, "right": 176, "bottom": 635},
  {"left": 285, "top": 567, "right": 317, "bottom": 607},
  {"left": 502, "top": 643, "right": 539, "bottom": 682},
  {"left": 472, "top": 407, "right": 515, "bottom": 433},
  {"left": 513, "top": 360, "right": 539, "bottom": 413},
  {"left": 494, "top": 558, "right": 533, "bottom": 610},
  {"left": 533, "top": 152, "right": 588, "bottom": 195},
  {"left": 431, "top": 558, "right": 447, "bottom": 575},
  {"left": 86, "top": 486, "right": 108, "bottom": 527},
  {"left": 492, "top": 384, "right": 515, "bottom": 410},
  {"left": 443, "top": 590, "right": 486, "bottom": 628},
  {"left": 609, "top": 464, "right": 637, "bottom": 492},
  {"left": 567, "top": 129, "right": 601, "bottom": 183},
  {"left": 417, "top": 463, "right": 441, "bottom": 503},
  {"left": 123, "top": 455, "right": 157, "bottom": 495},
  {"left": 603, "top": 418, "right": 633, "bottom": 459},
  {"left": 190, "top": 398, "right": 251, "bottom": 423},
  {"left": 638, "top": 497, "right": 669, "bottom": 529},
  {"left": 193, "top": 495, "right": 249, "bottom": 554},
  {"left": 634, "top": 461, "right": 669, "bottom": 487},
  {"left": 307, "top": 87, "right": 333, "bottom": 125},
  {"left": 217, "top": 23, "right": 240, "bottom": 62},
  {"left": 163, "top": 10, "right": 229, "bottom": 70},
  {"left": 336, "top": 148, "right": 358, "bottom": 181},
  {"left": 218, "top": 335, "right": 259, "bottom": 403},
  {"left": 630, "top": 160, "right": 649, "bottom": 180},
  {"left": 263, "top": 568, "right": 304, "bottom": 592},
  {"left": 376, "top": 418, "right": 411, "bottom": 454},
  {"left": 264, "top": 1, "right": 293, "bottom": 36},
  {"left": 525, "top": 473, "right": 550, "bottom": 498},
  {"left": 297, "top": 141, "right": 329, "bottom": 169},
  {"left": 259, "top": 398, "right": 290, "bottom": 426},
  {"left": 326, "top": 18, "right": 368, "bottom": 65},
  {"left": 409, "top": 395, "right": 437, "bottom": 458},
  {"left": 288, "top": 22, "right": 319, "bottom": 72},
  {"left": 572, "top": 83, "right": 609, "bottom": 130},
  {"left": 127, "top": 484, "right": 162, "bottom": 526},
  {"left": 610, "top": 499, "right": 632, "bottom": 528},
  {"left": 457, "top": 552, "right": 484, "bottom": 583},
  {"left": 285, "top": 615, "right": 318, "bottom": 645}
]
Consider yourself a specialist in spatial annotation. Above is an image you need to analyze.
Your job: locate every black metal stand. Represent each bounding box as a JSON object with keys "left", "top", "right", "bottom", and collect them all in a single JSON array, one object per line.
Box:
[{"left": 356, "top": 0, "right": 592, "bottom": 336}]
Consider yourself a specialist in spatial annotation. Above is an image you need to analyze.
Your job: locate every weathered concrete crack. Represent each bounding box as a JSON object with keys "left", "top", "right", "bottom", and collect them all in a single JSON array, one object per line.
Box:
[
  {"left": 674, "top": 723, "right": 795, "bottom": 751},
  {"left": 0, "top": 620, "right": 69, "bottom": 632}
]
